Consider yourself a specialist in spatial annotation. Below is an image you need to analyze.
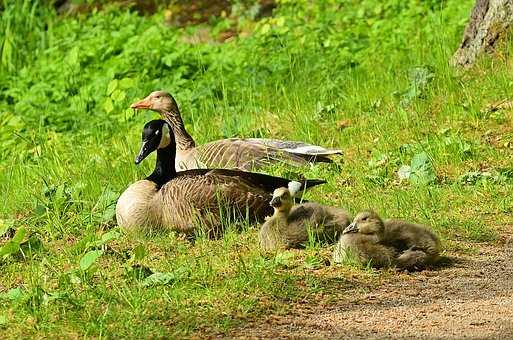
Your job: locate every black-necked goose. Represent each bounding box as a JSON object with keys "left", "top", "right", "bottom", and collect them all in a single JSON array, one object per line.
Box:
[{"left": 116, "top": 120, "right": 326, "bottom": 235}]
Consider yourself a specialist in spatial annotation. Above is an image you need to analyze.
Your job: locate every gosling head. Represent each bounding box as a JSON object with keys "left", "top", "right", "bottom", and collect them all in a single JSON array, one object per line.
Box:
[
  {"left": 269, "top": 187, "right": 294, "bottom": 214},
  {"left": 135, "top": 120, "right": 173, "bottom": 165},
  {"left": 130, "top": 91, "right": 179, "bottom": 114},
  {"left": 343, "top": 210, "right": 384, "bottom": 235}
]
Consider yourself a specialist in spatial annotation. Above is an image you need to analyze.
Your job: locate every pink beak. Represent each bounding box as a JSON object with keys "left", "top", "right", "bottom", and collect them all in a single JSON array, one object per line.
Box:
[{"left": 130, "top": 97, "right": 152, "bottom": 110}]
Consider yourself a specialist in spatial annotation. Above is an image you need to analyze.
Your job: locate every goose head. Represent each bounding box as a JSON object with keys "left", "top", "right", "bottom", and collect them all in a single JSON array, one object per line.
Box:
[
  {"left": 131, "top": 91, "right": 178, "bottom": 114},
  {"left": 343, "top": 210, "right": 384, "bottom": 235},
  {"left": 135, "top": 120, "right": 173, "bottom": 165},
  {"left": 269, "top": 187, "right": 293, "bottom": 213}
]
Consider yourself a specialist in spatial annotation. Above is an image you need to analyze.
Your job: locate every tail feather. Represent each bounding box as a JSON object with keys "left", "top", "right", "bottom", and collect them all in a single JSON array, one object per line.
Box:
[
  {"left": 245, "top": 138, "right": 343, "bottom": 156},
  {"left": 299, "top": 178, "right": 327, "bottom": 190}
]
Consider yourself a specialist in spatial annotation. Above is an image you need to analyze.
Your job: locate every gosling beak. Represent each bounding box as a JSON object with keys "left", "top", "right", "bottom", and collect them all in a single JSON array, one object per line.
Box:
[
  {"left": 269, "top": 196, "right": 281, "bottom": 208},
  {"left": 343, "top": 223, "right": 358, "bottom": 234},
  {"left": 130, "top": 97, "right": 152, "bottom": 110}
]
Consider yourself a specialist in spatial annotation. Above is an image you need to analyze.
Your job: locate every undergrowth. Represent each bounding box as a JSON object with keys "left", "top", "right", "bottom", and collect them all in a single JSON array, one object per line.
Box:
[{"left": 1, "top": 0, "right": 513, "bottom": 337}]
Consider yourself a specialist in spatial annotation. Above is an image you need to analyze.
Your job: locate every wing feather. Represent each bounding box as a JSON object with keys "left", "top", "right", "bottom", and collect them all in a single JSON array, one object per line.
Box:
[{"left": 183, "top": 138, "right": 339, "bottom": 170}]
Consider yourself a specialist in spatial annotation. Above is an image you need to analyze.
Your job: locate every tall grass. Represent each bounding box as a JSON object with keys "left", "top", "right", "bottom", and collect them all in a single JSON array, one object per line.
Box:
[
  {"left": 0, "top": 0, "right": 54, "bottom": 73},
  {"left": 1, "top": 0, "right": 512, "bottom": 337}
]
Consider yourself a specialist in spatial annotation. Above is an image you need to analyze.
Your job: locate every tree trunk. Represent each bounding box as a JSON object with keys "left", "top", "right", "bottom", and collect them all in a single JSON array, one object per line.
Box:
[{"left": 452, "top": 0, "right": 513, "bottom": 67}]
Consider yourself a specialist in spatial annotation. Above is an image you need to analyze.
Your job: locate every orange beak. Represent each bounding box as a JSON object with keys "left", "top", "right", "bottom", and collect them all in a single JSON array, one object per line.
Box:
[{"left": 130, "top": 97, "right": 152, "bottom": 110}]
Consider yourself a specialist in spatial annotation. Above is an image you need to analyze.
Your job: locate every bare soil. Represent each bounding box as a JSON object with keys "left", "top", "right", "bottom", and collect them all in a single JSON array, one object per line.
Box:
[{"left": 228, "top": 235, "right": 513, "bottom": 339}]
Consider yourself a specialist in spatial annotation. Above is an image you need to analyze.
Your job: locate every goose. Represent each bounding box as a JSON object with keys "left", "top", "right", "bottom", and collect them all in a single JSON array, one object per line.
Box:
[
  {"left": 130, "top": 91, "right": 342, "bottom": 171},
  {"left": 334, "top": 210, "right": 441, "bottom": 270},
  {"left": 333, "top": 211, "right": 397, "bottom": 268},
  {"left": 116, "top": 120, "right": 326, "bottom": 235},
  {"left": 259, "top": 185, "right": 351, "bottom": 251}
]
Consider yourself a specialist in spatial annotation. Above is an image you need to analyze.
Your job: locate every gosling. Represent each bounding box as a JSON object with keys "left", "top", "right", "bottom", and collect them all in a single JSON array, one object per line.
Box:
[
  {"left": 334, "top": 210, "right": 441, "bottom": 270},
  {"left": 333, "top": 211, "right": 397, "bottom": 268},
  {"left": 259, "top": 183, "right": 351, "bottom": 251}
]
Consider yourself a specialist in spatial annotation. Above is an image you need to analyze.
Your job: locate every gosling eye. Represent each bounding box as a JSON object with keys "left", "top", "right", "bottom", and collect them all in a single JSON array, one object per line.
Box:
[{"left": 361, "top": 216, "right": 368, "bottom": 221}]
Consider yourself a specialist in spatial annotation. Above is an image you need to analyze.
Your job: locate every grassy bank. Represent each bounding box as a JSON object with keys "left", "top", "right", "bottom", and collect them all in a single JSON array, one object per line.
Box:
[{"left": 1, "top": 0, "right": 512, "bottom": 337}]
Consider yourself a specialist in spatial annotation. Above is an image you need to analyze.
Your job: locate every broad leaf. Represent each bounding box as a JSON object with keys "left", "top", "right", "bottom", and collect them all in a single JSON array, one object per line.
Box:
[
  {"left": 79, "top": 250, "right": 103, "bottom": 271},
  {"left": 397, "top": 165, "right": 411, "bottom": 180},
  {"left": 0, "top": 219, "right": 13, "bottom": 237},
  {"left": 133, "top": 244, "right": 146, "bottom": 262},
  {"left": 107, "top": 79, "right": 118, "bottom": 95},
  {"left": 409, "top": 152, "right": 436, "bottom": 184},
  {"left": 142, "top": 272, "right": 177, "bottom": 287},
  {"left": 0, "top": 227, "right": 27, "bottom": 259}
]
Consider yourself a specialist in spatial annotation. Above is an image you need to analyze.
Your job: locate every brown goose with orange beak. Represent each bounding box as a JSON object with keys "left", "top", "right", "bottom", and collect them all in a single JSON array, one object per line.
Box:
[{"left": 130, "top": 91, "right": 342, "bottom": 171}]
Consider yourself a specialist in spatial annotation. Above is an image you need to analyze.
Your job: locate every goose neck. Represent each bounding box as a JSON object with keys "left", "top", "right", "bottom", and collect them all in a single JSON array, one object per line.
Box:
[
  {"left": 147, "top": 142, "right": 177, "bottom": 188},
  {"left": 162, "top": 109, "right": 196, "bottom": 151},
  {"left": 274, "top": 209, "right": 291, "bottom": 220}
]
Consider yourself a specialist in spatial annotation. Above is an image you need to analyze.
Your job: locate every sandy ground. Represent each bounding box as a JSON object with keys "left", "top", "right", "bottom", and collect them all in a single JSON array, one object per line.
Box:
[{"left": 228, "top": 236, "right": 513, "bottom": 339}]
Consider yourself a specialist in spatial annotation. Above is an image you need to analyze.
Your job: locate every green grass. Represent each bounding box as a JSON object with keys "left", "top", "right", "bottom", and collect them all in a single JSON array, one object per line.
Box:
[{"left": 1, "top": 0, "right": 513, "bottom": 337}]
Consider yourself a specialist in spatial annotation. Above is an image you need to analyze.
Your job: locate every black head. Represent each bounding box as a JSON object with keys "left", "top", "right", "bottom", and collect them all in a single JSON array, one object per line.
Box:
[{"left": 135, "top": 120, "right": 173, "bottom": 164}]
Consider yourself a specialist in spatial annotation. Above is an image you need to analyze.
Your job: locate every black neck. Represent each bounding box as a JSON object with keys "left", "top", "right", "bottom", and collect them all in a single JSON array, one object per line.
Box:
[{"left": 146, "top": 134, "right": 177, "bottom": 188}]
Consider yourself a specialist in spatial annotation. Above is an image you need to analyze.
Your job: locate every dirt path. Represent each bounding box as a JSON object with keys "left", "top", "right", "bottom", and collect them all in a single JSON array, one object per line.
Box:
[{"left": 229, "top": 236, "right": 513, "bottom": 339}]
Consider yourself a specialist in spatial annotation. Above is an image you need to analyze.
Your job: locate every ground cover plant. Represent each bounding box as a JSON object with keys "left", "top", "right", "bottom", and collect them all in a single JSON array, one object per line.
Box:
[{"left": 1, "top": 0, "right": 513, "bottom": 337}]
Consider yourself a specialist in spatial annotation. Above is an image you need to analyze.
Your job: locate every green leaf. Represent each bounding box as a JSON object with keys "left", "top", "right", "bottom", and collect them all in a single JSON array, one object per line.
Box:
[
  {"left": 0, "top": 219, "right": 13, "bottom": 237},
  {"left": 0, "top": 227, "right": 27, "bottom": 259},
  {"left": 274, "top": 251, "right": 295, "bottom": 268},
  {"left": 3, "top": 287, "right": 23, "bottom": 301},
  {"left": 107, "top": 79, "right": 118, "bottom": 95},
  {"left": 79, "top": 250, "right": 103, "bottom": 271},
  {"left": 0, "top": 314, "right": 7, "bottom": 327},
  {"left": 142, "top": 272, "right": 177, "bottom": 287},
  {"left": 111, "top": 89, "right": 126, "bottom": 102},
  {"left": 33, "top": 204, "right": 47, "bottom": 216},
  {"left": 12, "top": 226, "right": 26, "bottom": 244},
  {"left": 100, "top": 230, "right": 121, "bottom": 244},
  {"left": 142, "top": 268, "right": 187, "bottom": 287},
  {"left": 397, "top": 165, "right": 411, "bottom": 180},
  {"left": 20, "top": 235, "right": 43, "bottom": 254},
  {"left": 119, "top": 77, "right": 135, "bottom": 89},
  {"left": 0, "top": 241, "right": 20, "bottom": 259},
  {"left": 68, "top": 47, "right": 80, "bottom": 65},
  {"left": 409, "top": 152, "right": 436, "bottom": 185},
  {"left": 103, "top": 98, "right": 114, "bottom": 113},
  {"left": 133, "top": 244, "right": 146, "bottom": 262}
]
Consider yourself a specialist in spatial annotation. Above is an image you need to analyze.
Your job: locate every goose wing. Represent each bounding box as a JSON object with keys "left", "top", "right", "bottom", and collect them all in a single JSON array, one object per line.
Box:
[
  {"left": 190, "top": 139, "right": 339, "bottom": 170},
  {"left": 175, "top": 169, "right": 326, "bottom": 193},
  {"left": 244, "top": 138, "right": 343, "bottom": 156},
  {"left": 159, "top": 172, "right": 275, "bottom": 233},
  {"left": 158, "top": 170, "right": 326, "bottom": 233}
]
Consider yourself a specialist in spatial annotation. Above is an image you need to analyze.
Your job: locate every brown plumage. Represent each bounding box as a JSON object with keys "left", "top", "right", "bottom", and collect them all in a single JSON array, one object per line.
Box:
[
  {"left": 333, "top": 211, "right": 397, "bottom": 268},
  {"left": 115, "top": 120, "right": 326, "bottom": 235},
  {"left": 259, "top": 187, "right": 351, "bottom": 251},
  {"left": 130, "top": 91, "right": 342, "bottom": 171},
  {"left": 382, "top": 216, "right": 441, "bottom": 270},
  {"left": 333, "top": 210, "right": 441, "bottom": 270}
]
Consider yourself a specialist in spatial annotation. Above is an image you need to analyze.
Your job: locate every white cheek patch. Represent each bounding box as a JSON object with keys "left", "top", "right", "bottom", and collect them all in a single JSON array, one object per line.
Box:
[
  {"left": 288, "top": 181, "right": 302, "bottom": 197},
  {"left": 158, "top": 124, "right": 171, "bottom": 149}
]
